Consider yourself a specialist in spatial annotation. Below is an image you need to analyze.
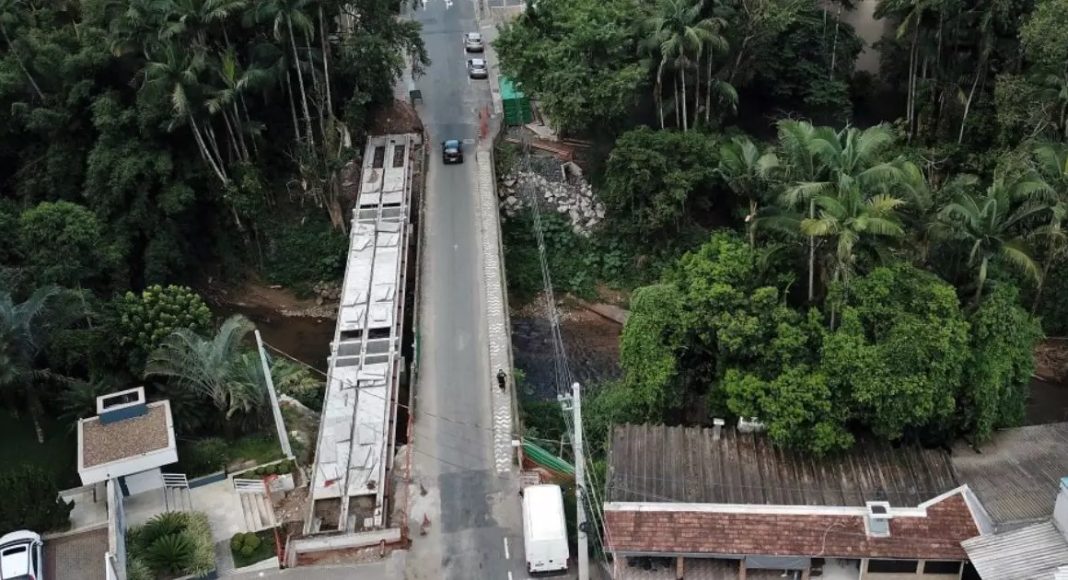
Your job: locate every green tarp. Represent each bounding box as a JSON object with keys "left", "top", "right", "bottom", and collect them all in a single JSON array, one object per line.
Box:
[{"left": 499, "top": 76, "right": 533, "bottom": 126}]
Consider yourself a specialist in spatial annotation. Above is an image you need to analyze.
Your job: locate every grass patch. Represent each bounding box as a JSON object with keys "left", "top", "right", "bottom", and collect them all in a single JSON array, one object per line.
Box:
[
  {"left": 230, "top": 530, "right": 277, "bottom": 568},
  {"left": 0, "top": 410, "right": 78, "bottom": 488},
  {"left": 176, "top": 434, "right": 286, "bottom": 478},
  {"left": 227, "top": 434, "right": 286, "bottom": 465}
]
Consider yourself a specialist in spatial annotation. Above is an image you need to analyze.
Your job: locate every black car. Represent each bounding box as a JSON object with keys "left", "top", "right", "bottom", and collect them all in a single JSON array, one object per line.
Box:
[{"left": 443, "top": 139, "right": 463, "bottom": 164}]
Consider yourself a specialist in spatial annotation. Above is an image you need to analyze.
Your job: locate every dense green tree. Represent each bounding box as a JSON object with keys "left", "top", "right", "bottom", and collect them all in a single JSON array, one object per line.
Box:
[
  {"left": 17, "top": 201, "right": 119, "bottom": 287},
  {"left": 824, "top": 263, "right": 970, "bottom": 441},
  {"left": 723, "top": 365, "right": 853, "bottom": 454},
  {"left": 960, "top": 283, "right": 1041, "bottom": 442},
  {"left": 601, "top": 127, "right": 718, "bottom": 236},
  {"left": 115, "top": 284, "right": 213, "bottom": 371},
  {"left": 0, "top": 465, "right": 73, "bottom": 532},
  {"left": 495, "top": 0, "right": 646, "bottom": 132},
  {"left": 746, "top": 5, "right": 862, "bottom": 124}
]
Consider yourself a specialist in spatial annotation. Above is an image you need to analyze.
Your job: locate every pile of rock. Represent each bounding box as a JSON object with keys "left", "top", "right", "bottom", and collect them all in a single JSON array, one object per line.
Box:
[{"left": 498, "top": 167, "right": 606, "bottom": 237}]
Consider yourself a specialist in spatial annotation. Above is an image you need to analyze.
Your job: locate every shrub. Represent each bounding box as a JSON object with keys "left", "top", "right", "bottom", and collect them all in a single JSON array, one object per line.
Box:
[
  {"left": 128, "top": 511, "right": 215, "bottom": 577},
  {"left": 262, "top": 215, "right": 348, "bottom": 294},
  {"left": 0, "top": 465, "right": 73, "bottom": 532},
  {"left": 114, "top": 284, "right": 212, "bottom": 371},
  {"left": 142, "top": 532, "right": 197, "bottom": 574},
  {"left": 229, "top": 531, "right": 275, "bottom": 568}
]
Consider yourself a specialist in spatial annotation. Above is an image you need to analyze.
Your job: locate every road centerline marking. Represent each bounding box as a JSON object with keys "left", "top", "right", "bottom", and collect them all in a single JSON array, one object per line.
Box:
[{"left": 503, "top": 537, "right": 510, "bottom": 559}]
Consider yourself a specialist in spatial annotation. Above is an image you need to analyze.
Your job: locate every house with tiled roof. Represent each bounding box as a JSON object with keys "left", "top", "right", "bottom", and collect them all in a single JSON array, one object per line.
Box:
[{"left": 602, "top": 423, "right": 989, "bottom": 580}]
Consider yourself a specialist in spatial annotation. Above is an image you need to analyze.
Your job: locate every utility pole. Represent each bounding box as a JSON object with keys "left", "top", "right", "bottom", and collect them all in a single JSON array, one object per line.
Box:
[
  {"left": 255, "top": 330, "right": 293, "bottom": 458},
  {"left": 571, "top": 382, "right": 589, "bottom": 580}
]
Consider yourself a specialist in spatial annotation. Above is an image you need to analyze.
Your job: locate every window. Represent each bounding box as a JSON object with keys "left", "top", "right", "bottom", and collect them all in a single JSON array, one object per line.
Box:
[
  {"left": 868, "top": 559, "right": 920, "bottom": 574},
  {"left": 923, "top": 561, "right": 962, "bottom": 575}
]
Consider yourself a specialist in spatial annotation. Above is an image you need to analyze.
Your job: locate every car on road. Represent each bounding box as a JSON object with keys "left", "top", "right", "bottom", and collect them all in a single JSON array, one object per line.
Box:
[
  {"left": 442, "top": 139, "right": 463, "bottom": 164},
  {"left": 1, "top": 530, "right": 43, "bottom": 580},
  {"left": 463, "top": 32, "right": 484, "bottom": 52},
  {"left": 467, "top": 58, "right": 488, "bottom": 79}
]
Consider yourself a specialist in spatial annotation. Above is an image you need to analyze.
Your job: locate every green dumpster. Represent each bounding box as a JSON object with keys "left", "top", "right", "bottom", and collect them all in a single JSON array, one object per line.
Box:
[{"left": 499, "top": 76, "right": 533, "bottom": 126}]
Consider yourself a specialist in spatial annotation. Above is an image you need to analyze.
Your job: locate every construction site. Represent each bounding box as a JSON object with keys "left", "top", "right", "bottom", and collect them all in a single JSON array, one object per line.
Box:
[{"left": 301, "top": 133, "right": 421, "bottom": 539}]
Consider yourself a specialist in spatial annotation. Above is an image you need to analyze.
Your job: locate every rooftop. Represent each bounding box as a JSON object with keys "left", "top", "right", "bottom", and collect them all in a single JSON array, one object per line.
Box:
[
  {"left": 962, "top": 520, "right": 1068, "bottom": 580},
  {"left": 606, "top": 424, "right": 960, "bottom": 508},
  {"left": 79, "top": 401, "right": 173, "bottom": 468},
  {"left": 604, "top": 490, "right": 981, "bottom": 561},
  {"left": 951, "top": 421, "right": 1068, "bottom": 531}
]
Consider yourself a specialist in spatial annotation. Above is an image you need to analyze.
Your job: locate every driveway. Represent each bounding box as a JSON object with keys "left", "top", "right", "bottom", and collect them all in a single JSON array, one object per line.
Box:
[{"left": 44, "top": 528, "right": 107, "bottom": 580}]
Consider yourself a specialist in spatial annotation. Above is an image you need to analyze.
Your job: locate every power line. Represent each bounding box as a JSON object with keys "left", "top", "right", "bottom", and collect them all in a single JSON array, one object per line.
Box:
[{"left": 263, "top": 340, "right": 501, "bottom": 434}]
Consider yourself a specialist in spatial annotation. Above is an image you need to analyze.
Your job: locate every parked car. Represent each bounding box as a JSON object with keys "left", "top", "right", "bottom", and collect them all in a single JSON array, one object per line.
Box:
[
  {"left": 467, "top": 58, "right": 488, "bottom": 79},
  {"left": 442, "top": 139, "right": 463, "bottom": 164},
  {"left": 0, "top": 530, "right": 43, "bottom": 580},
  {"left": 463, "top": 32, "right": 484, "bottom": 52}
]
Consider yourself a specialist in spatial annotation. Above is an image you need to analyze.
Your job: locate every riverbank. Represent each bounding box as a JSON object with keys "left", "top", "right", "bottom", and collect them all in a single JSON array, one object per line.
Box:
[
  {"left": 510, "top": 294, "right": 624, "bottom": 400},
  {"left": 200, "top": 277, "right": 337, "bottom": 371}
]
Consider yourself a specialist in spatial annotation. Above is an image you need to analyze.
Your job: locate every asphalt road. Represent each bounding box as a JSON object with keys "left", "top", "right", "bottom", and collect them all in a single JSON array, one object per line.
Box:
[{"left": 405, "top": 0, "right": 528, "bottom": 578}]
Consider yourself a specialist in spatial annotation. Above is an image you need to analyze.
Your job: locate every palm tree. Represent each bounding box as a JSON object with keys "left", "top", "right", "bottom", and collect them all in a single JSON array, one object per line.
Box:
[
  {"left": 1029, "top": 142, "right": 1068, "bottom": 312},
  {"left": 717, "top": 135, "right": 780, "bottom": 248},
  {"left": 781, "top": 122, "right": 903, "bottom": 300},
  {"left": 0, "top": 286, "right": 80, "bottom": 443},
  {"left": 644, "top": 0, "right": 718, "bottom": 131},
  {"left": 143, "top": 46, "right": 230, "bottom": 185},
  {"left": 801, "top": 187, "right": 907, "bottom": 287},
  {"left": 935, "top": 176, "right": 1049, "bottom": 304},
  {"left": 144, "top": 314, "right": 266, "bottom": 422},
  {"left": 253, "top": 0, "right": 316, "bottom": 147}
]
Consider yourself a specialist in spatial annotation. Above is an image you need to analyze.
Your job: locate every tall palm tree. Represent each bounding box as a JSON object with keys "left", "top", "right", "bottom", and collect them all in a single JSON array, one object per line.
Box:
[
  {"left": 144, "top": 314, "right": 266, "bottom": 421},
  {"left": 143, "top": 46, "right": 230, "bottom": 185},
  {"left": 777, "top": 122, "right": 903, "bottom": 298},
  {"left": 644, "top": 0, "right": 718, "bottom": 131},
  {"left": 935, "top": 176, "right": 1049, "bottom": 304},
  {"left": 253, "top": 0, "right": 316, "bottom": 147},
  {"left": 0, "top": 286, "right": 80, "bottom": 443},
  {"left": 801, "top": 187, "right": 907, "bottom": 287},
  {"left": 717, "top": 135, "right": 780, "bottom": 248}
]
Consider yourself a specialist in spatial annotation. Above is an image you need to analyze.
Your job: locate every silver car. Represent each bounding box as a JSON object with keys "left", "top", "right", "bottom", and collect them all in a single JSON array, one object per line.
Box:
[
  {"left": 468, "top": 58, "right": 488, "bottom": 79},
  {"left": 0, "top": 531, "right": 43, "bottom": 580},
  {"left": 464, "top": 32, "right": 484, "bottom": 52}
]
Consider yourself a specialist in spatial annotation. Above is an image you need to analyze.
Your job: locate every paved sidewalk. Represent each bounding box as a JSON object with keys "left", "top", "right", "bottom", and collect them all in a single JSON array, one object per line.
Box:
[{"left": 476, "top": 147, "right": 516, "bottom": 474}]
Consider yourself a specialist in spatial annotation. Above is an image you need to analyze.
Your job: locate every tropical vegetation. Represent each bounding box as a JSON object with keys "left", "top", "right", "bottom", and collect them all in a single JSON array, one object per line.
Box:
[{"left": 498, "top": 0, "right": 1068, "bottom": 456}]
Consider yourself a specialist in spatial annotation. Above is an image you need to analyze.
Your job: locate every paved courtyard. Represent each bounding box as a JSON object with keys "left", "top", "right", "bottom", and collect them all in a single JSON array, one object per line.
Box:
[{"left": 44, "top": 528, "right": 108, "bottom": 580}]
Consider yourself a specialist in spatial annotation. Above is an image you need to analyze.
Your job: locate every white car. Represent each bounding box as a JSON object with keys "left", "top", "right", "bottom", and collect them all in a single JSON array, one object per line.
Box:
[
  {"left": 0, "top": 531, "right": 43, "bottom": 580},
  {"left": 464, "top": 32, "right": 484, "bottom": 52}
]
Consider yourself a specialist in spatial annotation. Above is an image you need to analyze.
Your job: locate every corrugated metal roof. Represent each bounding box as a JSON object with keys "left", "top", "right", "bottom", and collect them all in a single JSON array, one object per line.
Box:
[
  {"left": 952, "top": 422, "right": 1068, "bottom": 530},
  {"left": 962, "top": 520, "right": 1068, "bottom": 580},
  {"left": 606, "top": 424, "right": 959, "bottom": 507}
]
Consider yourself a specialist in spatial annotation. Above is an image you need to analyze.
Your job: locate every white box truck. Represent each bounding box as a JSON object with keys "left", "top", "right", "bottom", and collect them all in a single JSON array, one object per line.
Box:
[{"left": 523, "top": 484, "right": 570, "bottom": 573}]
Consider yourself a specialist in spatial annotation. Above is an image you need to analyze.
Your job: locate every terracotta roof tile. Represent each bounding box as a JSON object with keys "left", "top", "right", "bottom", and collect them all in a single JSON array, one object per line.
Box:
[{"left": 604, "top": 493, "right": 978, "bottom": 560}]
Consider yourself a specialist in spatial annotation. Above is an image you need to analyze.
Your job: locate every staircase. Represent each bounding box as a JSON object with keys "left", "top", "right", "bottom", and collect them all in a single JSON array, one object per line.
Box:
[
  {"left": 161, "top": 473, "right": 192, "bottom": 511},
  {"left": 233, "top": 478, "right": 278, "bottom": 531}
]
